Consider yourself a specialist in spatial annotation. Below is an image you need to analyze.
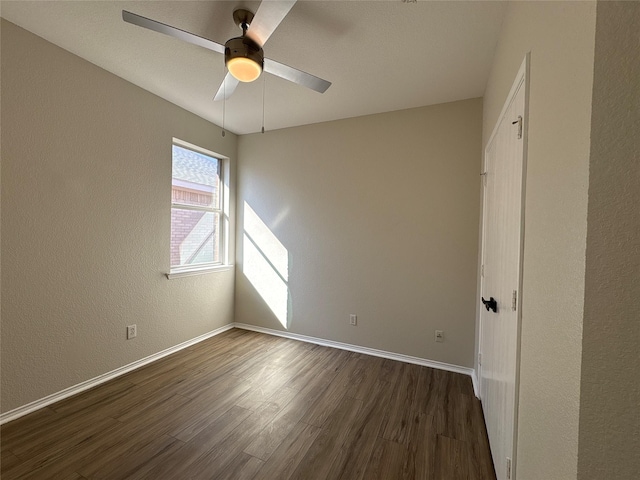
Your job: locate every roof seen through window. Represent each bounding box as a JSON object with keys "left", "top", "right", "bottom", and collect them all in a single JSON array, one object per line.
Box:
[{"left": 172, "top": 145, "right": 219, "bottom": 187}]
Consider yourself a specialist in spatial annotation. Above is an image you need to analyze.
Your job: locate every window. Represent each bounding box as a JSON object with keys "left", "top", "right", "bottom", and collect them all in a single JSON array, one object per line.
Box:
[{"left": 170, "top": 142, "right": 227, "bottom": 275}]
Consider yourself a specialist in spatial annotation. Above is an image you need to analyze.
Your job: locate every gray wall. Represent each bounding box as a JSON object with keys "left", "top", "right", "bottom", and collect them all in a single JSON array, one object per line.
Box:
[
  {"left": 236, "top": 99, "right": 482, "bottom": 368},
  {"left": 1, "top": 20, "right": 237, "bottom": 413},
  {"left": 578, "top": 2, "right": 640, "bottom": 478},
  {"left": 482, "top": 2, "right": 596, "bottom": 478}
]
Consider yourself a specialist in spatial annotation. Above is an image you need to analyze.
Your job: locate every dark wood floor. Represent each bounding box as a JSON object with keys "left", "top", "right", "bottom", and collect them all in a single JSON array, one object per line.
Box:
[{"left": 1, "top": 329, "right": 495, "bottom": 480}]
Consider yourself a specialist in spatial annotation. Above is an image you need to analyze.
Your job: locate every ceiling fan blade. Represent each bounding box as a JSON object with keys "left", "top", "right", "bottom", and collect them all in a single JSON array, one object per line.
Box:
[
  {"left": 246, "top": 0, "right": 297, "bottom": 47},
  {"left": 213, "top": 73, "right": 241, "bottom": 101},
  {"left": 122, "top": 10, "right": 225, "bottom": 55},
  {"left": 264, "top": 58, "right": 331, "bottom": 94}
]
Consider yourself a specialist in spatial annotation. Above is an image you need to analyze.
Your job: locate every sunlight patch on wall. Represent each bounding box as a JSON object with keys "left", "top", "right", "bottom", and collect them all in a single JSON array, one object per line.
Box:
[{"left": 242, "top": 202, "right": 290, "bottom": 328}]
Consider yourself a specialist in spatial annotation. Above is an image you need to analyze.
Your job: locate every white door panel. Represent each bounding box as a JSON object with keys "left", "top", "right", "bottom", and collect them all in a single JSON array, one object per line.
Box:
[{"left": 479, "top": 57, "right": 528, "bottom": 480}]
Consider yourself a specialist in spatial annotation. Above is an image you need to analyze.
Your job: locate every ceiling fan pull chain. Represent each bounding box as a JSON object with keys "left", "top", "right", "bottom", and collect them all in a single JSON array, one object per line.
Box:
[{"left": 262, "top": 72, "right": 266, "bottom": 134}]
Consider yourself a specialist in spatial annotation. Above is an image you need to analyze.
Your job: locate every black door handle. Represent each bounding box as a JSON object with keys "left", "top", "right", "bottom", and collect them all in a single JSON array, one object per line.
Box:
[{"left": 482, "top": 297, "right": 497, "bottom": 313}]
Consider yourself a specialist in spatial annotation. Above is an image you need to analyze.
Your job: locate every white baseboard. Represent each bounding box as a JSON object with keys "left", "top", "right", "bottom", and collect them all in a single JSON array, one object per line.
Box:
[
  {"left": 0, "top": 324, "right": 235, "bottom": 425},
  {"left": 233, "top": 323, "right": 475, "bottom": 379},
  {"left": 2, "top": 322, "right": 479, "bottom": 425},
  {"left": 471, "top": 371, "right": 480, "bottom": 398}
]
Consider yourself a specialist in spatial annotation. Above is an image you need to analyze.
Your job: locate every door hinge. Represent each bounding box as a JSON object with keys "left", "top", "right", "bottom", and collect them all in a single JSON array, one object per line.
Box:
[
  {"left": 512, "top": 290, "right": 518, "bottom": 311},
  {"left": 512, "top": 115, "right": 523, "bottom": 139},
  {"left": 506, "top": 457, "right": 512, "bottom": 479},
  {"left": 481, "top": 264, "right": 484, "bottom": 277},
  {"left": 478, "top": 353, "right": 482, "bottom": 366}
]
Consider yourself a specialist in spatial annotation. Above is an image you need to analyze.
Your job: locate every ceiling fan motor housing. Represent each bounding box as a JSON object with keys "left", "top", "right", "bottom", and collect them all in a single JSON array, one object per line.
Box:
[{"left": 225, "top": 37, "right": 264, "bottom": 81}]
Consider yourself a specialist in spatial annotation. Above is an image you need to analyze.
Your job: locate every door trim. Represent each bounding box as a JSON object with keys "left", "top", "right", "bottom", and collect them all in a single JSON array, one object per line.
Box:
[{"left": 478, "top": 53, "right": 529, "bottom": 480}]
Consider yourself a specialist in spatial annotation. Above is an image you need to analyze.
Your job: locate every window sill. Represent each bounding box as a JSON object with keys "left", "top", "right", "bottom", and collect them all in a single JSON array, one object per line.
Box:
[{"left": 166, "top": 265, "right": 234, "bottom": 280}]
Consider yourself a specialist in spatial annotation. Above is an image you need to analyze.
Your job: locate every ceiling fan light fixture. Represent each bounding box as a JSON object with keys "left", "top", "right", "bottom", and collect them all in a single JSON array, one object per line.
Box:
[
  {"left": 225, "top": 37, "right": 264, "bottom": 83},
  {"left": 227, "top": 57, "right": 262, "bottom": 82}
]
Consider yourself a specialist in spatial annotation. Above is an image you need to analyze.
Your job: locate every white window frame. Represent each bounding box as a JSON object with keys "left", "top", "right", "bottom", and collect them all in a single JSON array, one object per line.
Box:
[{"left": 167, "top": 139, "right": 231, "bottom": 279}]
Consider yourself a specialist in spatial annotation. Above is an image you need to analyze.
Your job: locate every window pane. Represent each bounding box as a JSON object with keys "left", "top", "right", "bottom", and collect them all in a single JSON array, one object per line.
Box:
[
  {"left": 170, "top": 209, "right": 220, "bottom": 267},
  {"left": 172, "top": 145, "right": 220, "bottom": 208}
]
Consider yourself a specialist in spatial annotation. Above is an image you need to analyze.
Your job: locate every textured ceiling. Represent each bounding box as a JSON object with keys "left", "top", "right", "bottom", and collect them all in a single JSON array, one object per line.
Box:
[{"left": 1, "top": 1, "right": 507, "bottom": 135}]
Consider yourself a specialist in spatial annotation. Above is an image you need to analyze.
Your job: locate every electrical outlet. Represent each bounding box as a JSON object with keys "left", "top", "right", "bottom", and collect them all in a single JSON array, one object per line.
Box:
[
  {"left": 127, "top": 324, "right": 137, "bottom": 340},
  {"left": 349, "top": 314, "right": 357, "bottom": 326},
  {"left": 435, "top": 330, "right": 444, "bottom": 342}
]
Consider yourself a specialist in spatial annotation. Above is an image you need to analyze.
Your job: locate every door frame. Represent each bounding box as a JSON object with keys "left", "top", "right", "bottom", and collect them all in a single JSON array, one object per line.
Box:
[{"left": 478, "top": 53, "right": 529, "bottom": 479}]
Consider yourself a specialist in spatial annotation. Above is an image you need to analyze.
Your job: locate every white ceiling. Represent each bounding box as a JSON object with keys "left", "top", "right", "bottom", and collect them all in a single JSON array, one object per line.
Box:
[{"left": 1, "top": 1, "right": 507, "bottom": 135}]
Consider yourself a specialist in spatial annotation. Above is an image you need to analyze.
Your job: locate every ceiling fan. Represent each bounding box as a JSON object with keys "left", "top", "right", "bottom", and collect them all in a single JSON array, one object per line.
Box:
[{"left": 122, "top": 0, "right": 331, "bottom": 101}]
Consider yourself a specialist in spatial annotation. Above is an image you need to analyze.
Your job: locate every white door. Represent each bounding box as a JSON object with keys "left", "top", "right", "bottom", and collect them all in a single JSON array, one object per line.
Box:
[{"left": 479, "top": 57, "right": 528, "bottom": 480}]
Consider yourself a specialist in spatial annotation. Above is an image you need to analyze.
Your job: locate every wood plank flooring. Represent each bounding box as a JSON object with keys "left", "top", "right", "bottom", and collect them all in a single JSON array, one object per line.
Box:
[{"left": 1, "top": 329, "right": 496, "bottom": 479}]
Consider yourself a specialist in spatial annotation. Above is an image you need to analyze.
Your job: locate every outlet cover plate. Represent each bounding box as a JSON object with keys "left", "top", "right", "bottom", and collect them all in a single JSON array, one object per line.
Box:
[{"left": 127, "top": 324, "right": 137, "bottom": 340}]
